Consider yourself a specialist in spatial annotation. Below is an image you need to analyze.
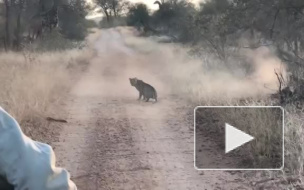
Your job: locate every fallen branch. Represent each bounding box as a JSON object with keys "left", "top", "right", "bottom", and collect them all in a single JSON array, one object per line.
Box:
[
  {"left": 274, "top": 69, "right": 284, "bottom": 104},
  {"left": 46, "top": 117, "right": 67, "bottom": 123}
]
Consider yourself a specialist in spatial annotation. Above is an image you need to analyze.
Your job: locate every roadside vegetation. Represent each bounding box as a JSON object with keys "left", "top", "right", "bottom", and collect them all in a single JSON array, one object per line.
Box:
[
  {"left": 93, "top": 0, "right": 304, "bottom": 188},
  {"left": 0, "top": 0, "right": 96, "bottom": 144}
]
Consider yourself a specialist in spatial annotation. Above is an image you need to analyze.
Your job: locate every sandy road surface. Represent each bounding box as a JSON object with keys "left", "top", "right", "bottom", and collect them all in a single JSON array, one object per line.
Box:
[{"left": 54, "top": 28, "right": 253, "bottom": 190}]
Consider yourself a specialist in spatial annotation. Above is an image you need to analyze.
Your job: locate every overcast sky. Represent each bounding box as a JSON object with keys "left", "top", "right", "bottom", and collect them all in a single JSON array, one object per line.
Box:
[{"left": 86, "top": 0, "right": 202, "bottom": 20}]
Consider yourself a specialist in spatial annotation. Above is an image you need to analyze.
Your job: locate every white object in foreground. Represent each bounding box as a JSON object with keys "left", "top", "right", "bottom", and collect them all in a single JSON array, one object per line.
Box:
[
  {"left": 225, "top": 123, "right": 254, "bottom": 154},
  {"left": 0, "top": 106, "right": 77, "bottom": 190}
]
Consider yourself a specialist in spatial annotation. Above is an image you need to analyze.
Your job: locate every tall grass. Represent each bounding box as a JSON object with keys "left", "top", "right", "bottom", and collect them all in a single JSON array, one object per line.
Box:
[
  {"left": 180, "top": 47, "right": 304, "bottom": 185},
  {"left": 0, "top": 49, "right": 93, "bottom": 142},
  {"left": 284, "top": 106, "right": 304, "bottom": 176},
  {"left": 179, "top": 50, "right": 304, "bottom": 182}
]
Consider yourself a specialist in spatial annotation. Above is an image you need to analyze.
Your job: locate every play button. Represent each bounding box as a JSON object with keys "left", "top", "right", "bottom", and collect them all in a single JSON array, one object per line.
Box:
[
  {"left": 194, "top": 106, "right": 283, "bottom": 170},
  {"left": 225, "top": 123, "right": 254, "bottom": 154}
]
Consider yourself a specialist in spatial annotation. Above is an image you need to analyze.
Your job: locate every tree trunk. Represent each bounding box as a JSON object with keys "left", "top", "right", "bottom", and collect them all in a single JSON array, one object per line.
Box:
[
  {"left": 294, "top": 36, "right": 299, "bottom": 57},
  {"left": 2, "top": 37, "right": 7, "bottom": 51},
  {"left": 105, "top": 10, "right": 110, "bottom": 22},
  {"left": 112, "top": 0, "right": 117, "bottom": 17},
  {"left": 15, "top": 4, "right": 23, "bottom": 51},
  {"left": 4, "top": 0, "right": 11, "bottom": 51}
]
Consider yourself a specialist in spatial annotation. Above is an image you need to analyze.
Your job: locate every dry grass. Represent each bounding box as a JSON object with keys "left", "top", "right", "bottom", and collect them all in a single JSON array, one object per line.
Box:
[
  {"left": 181, "top": 49, "right": 304, "bottom": 187},
  {"left": 0, "top": 49, "right": 93, "bottom": 142},
  {"left": 284, "top": 106, "right": 304, "bottom": 175}
]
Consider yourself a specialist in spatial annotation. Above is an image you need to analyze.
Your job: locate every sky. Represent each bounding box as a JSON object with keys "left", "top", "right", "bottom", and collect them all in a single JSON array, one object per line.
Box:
[{"left": 85, "top": 0, "right": 202, "bottom": 20}]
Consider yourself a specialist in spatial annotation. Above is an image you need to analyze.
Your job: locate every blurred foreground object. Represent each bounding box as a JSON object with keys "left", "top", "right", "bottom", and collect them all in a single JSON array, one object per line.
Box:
[{"left": 0, "top": 107, "right": 77, "bottom": 190}]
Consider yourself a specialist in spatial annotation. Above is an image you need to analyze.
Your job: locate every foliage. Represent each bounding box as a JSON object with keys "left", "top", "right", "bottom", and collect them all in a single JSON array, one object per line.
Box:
[
  {"left": 28, "top": 28, "right": 86, "bottom": 51},
  {"left": 126, "top": 3, "right": 150, "bottom": 28},
  {"left": 58, "top": 0, "right": 89, "bottom": 40},
  {"left": 99, "top": 16, "right": 127, "bottom": 28},
  {"left": 150, "top": 0, "right": 196, "bottom": 40},
  {"left": 94, "top": 0, "right": 130, "bottom": 22},
  {"left": 0, "top": 0, "right": 91, "bottom": 50}
]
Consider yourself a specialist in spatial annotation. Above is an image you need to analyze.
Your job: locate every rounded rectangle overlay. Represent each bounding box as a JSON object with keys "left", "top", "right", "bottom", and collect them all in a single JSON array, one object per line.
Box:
[{"left": 194, "top": 106, "right": 284, "bottom": 171}]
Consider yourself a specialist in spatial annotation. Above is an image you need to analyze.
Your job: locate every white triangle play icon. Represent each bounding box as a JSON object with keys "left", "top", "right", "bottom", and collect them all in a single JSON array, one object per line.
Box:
[{"left": 225, "top": 123, "right": 254, "bottom": 154}]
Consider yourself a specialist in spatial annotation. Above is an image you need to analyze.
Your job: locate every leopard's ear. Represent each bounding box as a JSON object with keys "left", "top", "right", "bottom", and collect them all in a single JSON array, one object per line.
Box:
[{"left": 129, "top": 78, "right": 135, "bottom": 85}]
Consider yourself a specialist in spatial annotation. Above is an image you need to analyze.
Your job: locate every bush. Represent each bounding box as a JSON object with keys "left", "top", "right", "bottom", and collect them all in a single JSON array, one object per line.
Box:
[
  {"left": 26, "top": 28, "right": 86, "bottom": 52},
  {"left": 58, "top": 0, "right": 89, "bottom": 40},
  {"left": 99, "top": 17, "right": 127, "bottom": 28},
  {"left": 0, "top": 47, "right": 93, "bottom": 142},
  {"left": 126, "top": 3, "right": 150, "bottom": 27}
]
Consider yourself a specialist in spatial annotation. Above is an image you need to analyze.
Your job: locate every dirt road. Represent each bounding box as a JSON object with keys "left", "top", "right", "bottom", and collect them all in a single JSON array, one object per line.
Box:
[{"left": 54, "top": 28, "right": 252, "bottom": 190}]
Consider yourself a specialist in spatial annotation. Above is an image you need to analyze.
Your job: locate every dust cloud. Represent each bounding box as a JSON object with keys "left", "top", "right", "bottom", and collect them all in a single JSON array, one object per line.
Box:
[{"left": 90, "top": 27, "right": 286, "bottom": 104}]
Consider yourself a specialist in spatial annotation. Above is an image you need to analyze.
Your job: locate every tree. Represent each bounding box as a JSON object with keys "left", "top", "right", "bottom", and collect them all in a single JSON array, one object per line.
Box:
[
  {"left": 115, "top": 0, "right": 129, "bottom": 17},
  {"left": 221, "top": 0, "right": 304, "bottom": 66},
  {"left": 126, "top": 3, "right": 149, "bottom": 28},
  {"left": 0, "top": 0, "right": 90, "bottom": 50},
  {"left": 150, "top": 0, "right": 196, "bottom": 41},
  {"left": 95, "top": 0, "right": 114, "bottom": 22},
  {"left": 58, "top": 0, "right": 89, "bottom": 40},
  {"left": 95, "top": 0, "right": 129, "bottom": 23},
  {"left": 193, "top": 0, "right": 231, "bottom": 59},
  {"left": 3, "top": 0, "right": 11, "bottom": 50}
]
